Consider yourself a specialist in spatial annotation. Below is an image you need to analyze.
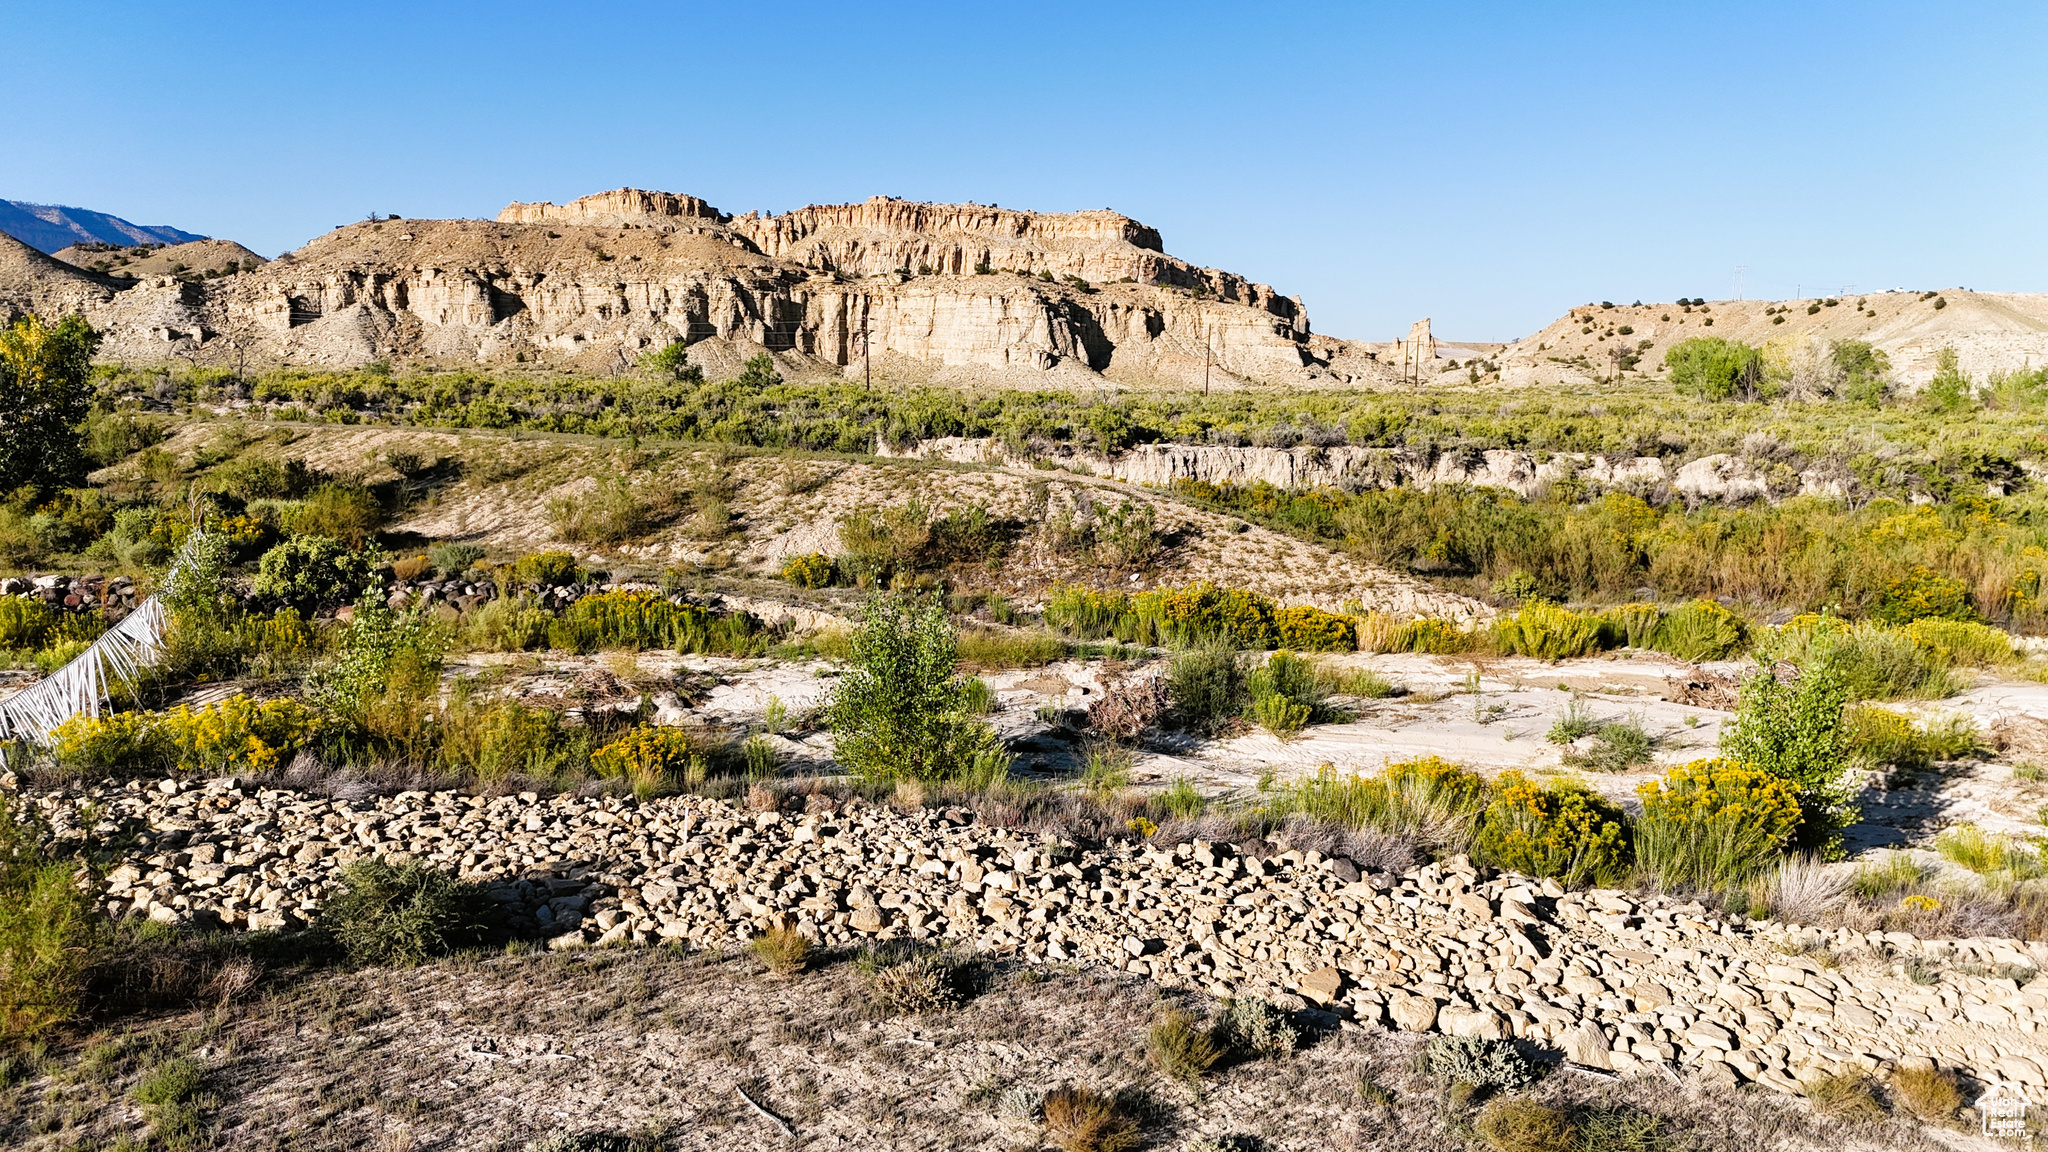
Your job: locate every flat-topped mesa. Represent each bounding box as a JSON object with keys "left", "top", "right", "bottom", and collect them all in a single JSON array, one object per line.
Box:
[
  {"left": 496, "top": 188, "right": 727, "bottom": 228},
  {"left": 734, "top": 196, "right": 1164, "bottom": 253}
]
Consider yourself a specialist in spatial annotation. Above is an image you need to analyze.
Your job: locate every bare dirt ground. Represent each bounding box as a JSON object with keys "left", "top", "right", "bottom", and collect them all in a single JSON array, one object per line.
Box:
[{"left": 3, "top": 943, "right": 1990, "bottom": 1152}]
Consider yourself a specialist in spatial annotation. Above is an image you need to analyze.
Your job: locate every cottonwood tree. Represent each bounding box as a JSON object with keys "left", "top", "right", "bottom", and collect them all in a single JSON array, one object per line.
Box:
[{"left": 0, "top": 314, "right": 102, "bottom": 493}]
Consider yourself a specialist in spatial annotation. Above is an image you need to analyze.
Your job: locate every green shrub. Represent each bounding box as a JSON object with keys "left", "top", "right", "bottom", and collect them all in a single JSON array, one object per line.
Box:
[
  {"left": 1902, "top": 616, "right": 2013, "bottom": 666},
  {"left": 1493, "top": 600, "right": 1605, "bottom": 660},
  {"left": 1666, "top": 336, "right": 1766, "bottom": 401},
  {"left": 462, "top": 597, "right": 553, "bottom": 652},
  {"left": 0, "top": 793, "right": 99, "bottom": 1047},
  {"left": 1214, "top": 997, "right": 1299, "bottom": 1059},
  {"left": 956, "top": 627, "right": 1067, "bottom": 669},
  {"left": 1634, "top": 759, "right": 1802, "bottom": 889},
  {"left": 1388, "top": 617, "right": 1474, "bottom": 654},
  {"left": 1475, "top": 771, "right": 1629, "bottom": 886},
  {"left": 1546, "top": 700, "right": 1603, "bottom": 743},
  {"left": 437, "top": 682, "right": 586, "bottom": 783},
  {"left": 1564, "top": 714, "right": 1655, "bottom": 773},
  {"left": 837, "top": 502, "right": 930, "bottom": 586},
  {"left": 1722, "top": 632, "right": 1858, "bottom": 850},
  {"left": 1044, "top": 584, "right": 1130, "bottom": 639},
  {"left": 1779, "top": 618, "right": 1960, "bottom": 701},
  {"left": 290, "top": 482, "right": 383, "bottom": 546},
  {"left": 1423, "top": 1034, "right": 1542, "bottom": 1091},
  {"left": 1596, "top": 602, "right": 1662, "bottom": 649},
  {"left": 781, "top": 552, "right": 833, "bottom": 588},
  {"left": 428, "top": 541, "right": 486, "bottom": 574},
  {"left": 319, "top": 858, "right": 494, "bottom": 966},
  {"left": 1092, "top": 499, "right": 1159, "bottom": 569},
  {"left": 546, "top": 590, "right": 763, "bottom": 655},
  {"left": 1131, "top": 581, "right": 1276, "bottom": 649},
  {"left": 1934, "top": 824, "right": 2043, "bottom": 879},
  {"left": 1843, "top": 704, "right": 1977, "bottom": 771},
  {"left": 253, "top": 534, "right": 381, "bottom": 613},
  {"left": 1165, "top": 646, "right": 1247, "bottom": 734},
  {"left": 0, "top": 596, "right": 57, "bottom": 650},
  {"left": 1650, "top": 599, "right": 1748, "bottom": 662},
  {"left": 1248, "top": 692, "right": 1311, "bottom": 736},
  {"left": 1246, "top": 650, "right": 1324, "bottom": 716},
  {"left": 551, "top": 478, "right": 650, "bottom": 544},
  {"left": 825, "top": 593, "right": 1008, "bottom": 783}
]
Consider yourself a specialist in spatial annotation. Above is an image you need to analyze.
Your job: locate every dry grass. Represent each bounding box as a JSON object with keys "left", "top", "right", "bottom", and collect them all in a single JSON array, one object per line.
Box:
[
  {"left": 1802, "top": 1072, "right": 1887, "bottom": 1122},
  {"left": 1041, "top": 1085, "right": 1141, "bottom": 1152},
  {"left": 747, "top": 927, "right": 810, "bottom": 976},
  {"left": 1888, "top": 1066, "right": 1963, "bottom": 1123},
  {"left": 1475, "top": 1097, "right": 1578, "bottom": 1152},
  {"left": 1146, "top": 1007, "right": 1222, "bottom": 1086}
]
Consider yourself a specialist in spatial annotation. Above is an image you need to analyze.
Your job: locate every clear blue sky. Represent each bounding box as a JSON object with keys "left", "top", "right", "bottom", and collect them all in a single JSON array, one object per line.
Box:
[{"left": 7, "top": 2, "right": 2042, "bottom": 340}]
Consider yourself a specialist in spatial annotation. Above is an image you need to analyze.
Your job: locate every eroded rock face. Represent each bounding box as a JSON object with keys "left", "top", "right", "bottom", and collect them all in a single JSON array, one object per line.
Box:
[
  {"left": 41, "top": 776, "right": 2048, "bottom": 1099},
  {"left": 30, "top": 188, "right": 1354, "bottom": 388}
]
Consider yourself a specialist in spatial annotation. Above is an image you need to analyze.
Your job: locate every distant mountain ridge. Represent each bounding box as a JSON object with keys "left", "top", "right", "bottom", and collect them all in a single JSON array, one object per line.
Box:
[{"left": 0, "top": 199, "right": 205, "bottom": 254}]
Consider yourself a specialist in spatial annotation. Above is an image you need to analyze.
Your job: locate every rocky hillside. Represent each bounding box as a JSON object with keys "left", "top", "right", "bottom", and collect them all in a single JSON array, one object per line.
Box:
[
  {"left": 2, "top": 187, "right": 1394, "bottom": 390},
  {"left": 1496, "top": 291, "right": 2048, "bottom": 390},
  {"left": 50, "top": 238, "right": 267, "bottom": 279}
]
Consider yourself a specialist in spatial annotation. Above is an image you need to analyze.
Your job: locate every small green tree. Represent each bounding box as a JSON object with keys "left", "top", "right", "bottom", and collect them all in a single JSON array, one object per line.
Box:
[
  {"left": 639, "top": 339, "right": 703, "bottom": 383},
  {"left": 254, "top": 535, "right": 382, "bottom": 614},
  {"left": 1665, "top": 336, "right": 1767, "bottom": 401},
  {"left": 0, "top": 314, "right": 103, "bottom": 494},
  {"left": 1831, "top": 339, "right": 1891, "bottom": 407},
  {"left": 735, "top": 352, "right": 783, "bottom": 391},
  {"left": 1922, "top": 345, "right": 1975, "bottom": 412},
  {"left": 826, "top": 593, "right": 1007, "bottom": 782},
  {"left": 1720, "top": 632, "right": 1857, "bottom": 855}
]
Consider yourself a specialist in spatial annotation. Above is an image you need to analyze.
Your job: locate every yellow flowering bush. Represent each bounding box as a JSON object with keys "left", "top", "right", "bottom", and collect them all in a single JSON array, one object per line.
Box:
[
  {"left": 1492, "top": 600, "right": 1604, "bottom": 660},
  {"left": 1475, "top": 770, "right": 1629, "bottom": 886},
  {"left": 1134, "top": 581, "right": 1277, "bottom": 648},
  {"left": 1650, "top": 599, "right": 1749, "bottom": 662},
  {"left": 1389, "top": 617, "right": 1472, "bottom": 655},
  {"left": 1634, "top": 758, "right": 1800, "bottom": 889},
  {"left": 780, "top": 552, "right": 834, "bottom": 589},
  {"left": 50, "top": 697, "right": 323, "bottom": 776},
  {"left": 590, "top": 725, "right": 701, "bottom": 791},
  {"left": 1273, "top": 605, "right": 1355, "bottom": 652},
  {"left": 1901, "top": 617, "right": 2015, "bottom": 667},
  {"left": 159, "top": 697, "right": 325, "bottom": 774}
]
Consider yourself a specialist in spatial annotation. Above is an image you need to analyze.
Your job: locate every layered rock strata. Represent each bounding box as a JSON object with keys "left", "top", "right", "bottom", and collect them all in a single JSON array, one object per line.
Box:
[{"left": 43, "top": 777, "right": 2048, "bottom": 1098}]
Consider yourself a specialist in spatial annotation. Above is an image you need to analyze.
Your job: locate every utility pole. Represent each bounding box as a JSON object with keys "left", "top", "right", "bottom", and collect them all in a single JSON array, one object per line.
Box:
[
  {"left": 860, "top": 305, "right": 871, "bottom": 391},
  {"left": 1202, "top": 321, "right": 1211, "bottom": 395},
  {"left": 1734, "top": 265, "right": 1746, "bottom": 301}
]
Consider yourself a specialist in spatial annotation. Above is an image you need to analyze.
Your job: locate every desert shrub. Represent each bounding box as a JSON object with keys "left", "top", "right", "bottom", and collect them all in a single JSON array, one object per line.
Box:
[
  {"left": 1131, "top": 581, "right": 1276, "bottom": 649},
  {"left": 1843, "top": 704, "right": 1976, "bottom": 771},
  {"left": 0, "top": 793, "right": 99, "bottom": 1047},
  {"left": 1597, "top": 602, "right": 1663, "bottom": 649},
  {"left": 1634, "top": 758, "right": 1802, "bottom": 890},
  {"left": 290, "top": 482, "right": 383, "bottom": 546},
  {"left": 390, "top": 554, "right": 432, "bottom": 582},
  {"left": 0, "top": 596, "right": 57, "bottom": 650},
  {"left": 1564, "top": 714, "right": 1655, "bottom": 773},
  {"left": 1888, "top": 1066, "right": 1962, "bottom": 1122},
  {"left": 956, "top": 627, "right": 1067, "bottom": 669},
  {"left": 1087, "top": 675, "right": 1168, "bottom": 739},
  {"left": 1315, "top": 662, "right": 1401, "bottom": 698},
  {"left": 1273, "top": 604, "right": 1355, "bottom": 651},
  {"left": 826, "top": 593, "right": 1009, "bottom": 783},
  {"left": 436, "top": 683, "right": 587, "bottom": 784},
  {"left": 781, "top": 552, "right": 833, "bottom": 588},
  {"left": 1388, "top": 616, "right": 1474, "bottom": 654},
  {"left": 863, "top": 948, "right": 964, "bottom": 1014},
  {"left": 1778, "top": 619, "right": 1960, "bottom": 701},
  {"left": 589, "top": 726, "right": 700, "bottom": 792},
  {"left": 1268, "top": 757, "right": 1488, "bottom": 853},
  {"left": 1248, "top": 693, "right": 1310, "bottom": 736},
  {"left": 132, "top": 1055, "right": 211, "bottom": 1145},
  {"left": 1146, "top": 1007, "right": 1222, "bottom": 1085},
  {"left": 749, "top": 926, "right": 811, "bottom": 976},
  {"left": 1801, "top": 1072, "right": 1886, "bottom": 1121},
  {"left": 1214, "top": 997, "right": 1299, "bottom": 1058},
  {"left": 319, "top": 859, "right": 494, "bottom": 967},
  {"left": 1041, "top": 1085, "right": 1140, "bottom": 1152},
  {"left": 1475, "top": 771, "right": 1629, "bottom": 886},
  {"left": 1722, "top": 635, "right": 1857, "bottom": 850},
  {"left": 837, "top": 502, "right": 930, "bottom": 585},
  {"left": 1423, "top": 1034, "right": 1542, "bottom": 1092},
  {"left": 1492, "top": 600, "right": 1605, "bottom": 660},
  {"left": 1165, "top": 646, "right": 1247, "bottom": 734},
  {"left": 551, "top": 591, "right": 767, "bottom": 655},
  {"left": 206, "top": 453, "right": 313, "bottom": 501},
  {"left": 462, "top": 597, "right": 553, "bottom": 652},
  {"left": 1092, "top": 499, "right": 1159, "bottom": 568},
  {"left": 1044, "top": 585, "right": 1131, "bottom": 639},
  {"left": 504, "top": 550, "right": 586, "bottom": 592},
  {"left": 1902, "top": 616, "right": 2014, "bottom": 667},
  {"left": 428, "top": 541, "right": 486, "bottom": 574},
  {"left": 93, "top": 505, "right": 182, "bottom": 568},
  {"left": 551, "top": 478, "right": 648, "bottom": 544},
  {"left": 307, "top": 596, "right": 446, "bottom": 765},
  {"left": 1650, "top": 599, "right": 1748, "bottom": 662},
  {"left": 253, "top": 534, "right": 381, "bottom": 614},
  {"left": 1873, "top": 566, "right": 1974, "bottom": 625},
  {"left": 1475, "top": 1098, "right": 1578, "bottom": 1152},
  {"left": 1246, "top": 650, "right": 1324, "bottom": 715},
  {"left": 1547, "top": 699, "right": 1603, "bottom": 743}
]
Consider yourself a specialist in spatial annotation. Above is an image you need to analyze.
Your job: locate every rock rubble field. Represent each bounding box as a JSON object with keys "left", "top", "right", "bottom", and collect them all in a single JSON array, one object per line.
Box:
[{"left": 40, "top": 774, "right": 2048, "bottom": 1104}]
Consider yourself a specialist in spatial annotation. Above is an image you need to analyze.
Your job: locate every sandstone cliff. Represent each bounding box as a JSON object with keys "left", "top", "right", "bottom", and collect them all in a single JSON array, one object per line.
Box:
[{"left": 7, "top": 187, "right": 1383, "bottom": 390}]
